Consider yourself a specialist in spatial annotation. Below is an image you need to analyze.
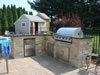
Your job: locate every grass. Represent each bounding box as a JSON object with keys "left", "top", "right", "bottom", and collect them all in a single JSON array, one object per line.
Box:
[{"left": 84, "top": 31, "right": 100, "bottom": 54}]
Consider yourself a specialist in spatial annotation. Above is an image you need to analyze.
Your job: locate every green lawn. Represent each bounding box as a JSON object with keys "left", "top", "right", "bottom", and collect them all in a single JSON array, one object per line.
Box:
[{"left": 84, "top": 31, "right": 100, "bottom": 54}]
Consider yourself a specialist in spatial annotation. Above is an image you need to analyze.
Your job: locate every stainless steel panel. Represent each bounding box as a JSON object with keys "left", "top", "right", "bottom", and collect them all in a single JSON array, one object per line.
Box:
[{"left": 24, "top": 38, "right": 35, "bottom": 57}]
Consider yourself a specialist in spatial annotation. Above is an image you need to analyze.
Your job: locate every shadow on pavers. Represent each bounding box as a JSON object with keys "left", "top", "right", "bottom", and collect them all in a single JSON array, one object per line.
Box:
[{"left": 30, "top": 55, "right": 88, "bottom": 75}]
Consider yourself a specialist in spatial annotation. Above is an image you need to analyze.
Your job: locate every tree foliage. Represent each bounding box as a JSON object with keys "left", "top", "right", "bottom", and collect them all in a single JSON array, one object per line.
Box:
[
  {"left": 29, "top": 11, "right": 33, "bottom": 15},
  {"left": 23, "top": 8, "right": 26, "bottom": 14},
  {"left": 12, "top": 5, "right": 18, "bottom": 22},
  {"left": 25, "top": 11, "right": 28, "bottom": 14},
  {"left": 55, "top": 13, "right": 84, "bottom": 30},
  {"left": 17, "top": 7, "right": 23, "bottom": 18},
  {"left": 7, "top": 5, "right": 13, "bottom": 31},
  {"left": 28, "top": 0, "right": 100, "bottom": 28},
  {"left": 1, "top": 5, "right": 8, "bottom": 33},
  {"left": 0, "top": 4, "right": 33, "bottom": 34},
  {"left": 0, "top": 9, "right": 2, "bottom": 34}
]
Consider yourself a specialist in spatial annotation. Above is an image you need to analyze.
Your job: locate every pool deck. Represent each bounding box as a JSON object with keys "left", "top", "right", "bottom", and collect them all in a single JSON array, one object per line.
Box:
[{"left": 0, "top": 55, "right": 100, "bottom": 75}]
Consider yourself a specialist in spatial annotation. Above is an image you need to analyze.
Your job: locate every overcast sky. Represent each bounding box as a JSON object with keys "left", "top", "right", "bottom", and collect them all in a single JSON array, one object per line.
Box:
[{"left": 0, "top": 0, "right": 37, "bottom": 15}]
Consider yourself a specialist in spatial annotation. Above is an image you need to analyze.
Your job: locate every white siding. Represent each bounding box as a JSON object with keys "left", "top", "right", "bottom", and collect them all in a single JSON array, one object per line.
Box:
[
  {"left": 38, "top": 22, "right": 45, "bottom": 32},
  {"left": 15, "top": 14, "right": 49, "bottom": 34},
  {"left": 15, "top": 15, "right": 30, "bottom": 34}
]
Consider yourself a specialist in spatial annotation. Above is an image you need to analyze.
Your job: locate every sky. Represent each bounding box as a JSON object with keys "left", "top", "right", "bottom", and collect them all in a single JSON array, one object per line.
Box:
[{"left": 0, "top": 0, "right": 37, "bottom": 15}]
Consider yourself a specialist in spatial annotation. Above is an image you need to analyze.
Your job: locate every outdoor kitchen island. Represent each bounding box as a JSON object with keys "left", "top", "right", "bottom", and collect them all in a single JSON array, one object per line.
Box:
[
  {"left": 8, "top": 28, "right": 93, "bottom": 68},
  {"left": 46, "top": 28, "right": 93, "bottom": 68},
  {"left": 46, "top": 36, "right": 93, "bottom": 68}
]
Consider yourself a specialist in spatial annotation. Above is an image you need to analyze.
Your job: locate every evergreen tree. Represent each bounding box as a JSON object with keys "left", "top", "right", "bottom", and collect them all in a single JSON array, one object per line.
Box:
[
  {"left": 0, "top": 4, "right": 34, "bottom": 34},
  {"left": 1, "top": 5, "right": 8, "bottom": 33},
  {"left": 0, "top": 9, "right": 2, "bottom": 34},
  {"left": 11, "top": 5, "right": 14, "bottom": 14},
  {"left": 23, "top": 8, "right": 26, "bottom": 14},
  {"left": 13, "top": 5, "right": 18, "bottom": 22},
  {"left": 29, "top": 11, "right": 33, "bottom": 15},
  {"left": 2, "top": 4, "right": 7, "bottom": 15},
  {"left": 17, "top": 7, "right": 23, "bottom": 18},
  {"left": 7, "top": 5, "right": 13, "bottom": 31},
  {"left": 25, "top": 11, "right": 28, "bottom": 14}
]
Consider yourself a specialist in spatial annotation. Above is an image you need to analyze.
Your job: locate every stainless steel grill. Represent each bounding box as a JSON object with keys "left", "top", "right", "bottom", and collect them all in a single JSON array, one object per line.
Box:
[{"left": 54, "top": 27, "right": 84, "bottom": 42}]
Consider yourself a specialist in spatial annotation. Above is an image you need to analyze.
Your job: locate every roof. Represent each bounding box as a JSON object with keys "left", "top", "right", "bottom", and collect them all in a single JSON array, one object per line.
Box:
[
  {"left": 37, "top": 13, "right": 50, "bottom": 20},
  {"left": 24, "top": 14, "right": 45, "bottom": 22}
]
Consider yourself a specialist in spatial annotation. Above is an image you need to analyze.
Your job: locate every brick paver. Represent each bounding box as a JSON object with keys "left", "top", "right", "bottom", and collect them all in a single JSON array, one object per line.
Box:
[{"left": 0, "top": 55, "right": 99, "bottom": 75}]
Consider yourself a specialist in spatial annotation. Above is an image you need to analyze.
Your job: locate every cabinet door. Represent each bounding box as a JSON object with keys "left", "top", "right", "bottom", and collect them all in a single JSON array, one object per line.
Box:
[
  {"left": 47, "top": 43, "right": 54, "bottom": 57},
  {"left": 24, "top": 38, "right": 35, "bottom": 57}
]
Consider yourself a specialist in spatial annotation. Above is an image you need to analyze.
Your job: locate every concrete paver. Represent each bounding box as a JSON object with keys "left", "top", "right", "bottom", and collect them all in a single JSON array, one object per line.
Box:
[{"left": 0, "top": 55, "right": 99, "bottom": 75}]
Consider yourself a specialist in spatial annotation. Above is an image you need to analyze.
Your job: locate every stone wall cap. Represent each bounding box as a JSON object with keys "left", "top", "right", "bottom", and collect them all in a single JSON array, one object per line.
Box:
[
  {"left": 4, "top": 34, "right": 52, "bottom": 37},
  {"left": 73, "top": 37, "right": 93, "bottom": 39}
]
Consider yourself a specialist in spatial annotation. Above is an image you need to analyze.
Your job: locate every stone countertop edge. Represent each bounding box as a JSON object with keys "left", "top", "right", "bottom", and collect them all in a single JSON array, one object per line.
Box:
[{"left": 73, "top": 37, "right": 93, "bottom": 39}]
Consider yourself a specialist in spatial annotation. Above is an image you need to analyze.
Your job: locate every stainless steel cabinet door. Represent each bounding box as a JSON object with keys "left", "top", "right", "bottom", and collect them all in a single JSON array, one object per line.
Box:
[{"left": 24, "top": 38, "right": 35, "bottom": 57}]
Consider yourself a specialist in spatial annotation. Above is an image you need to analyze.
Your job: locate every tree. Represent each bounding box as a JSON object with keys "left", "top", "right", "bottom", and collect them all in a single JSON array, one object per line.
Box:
[
  {"left": 23, "top": 8, "right": 26, "bottom": 14},
  {"left": 2, "top": 4, "right": 7, "bottom": 15},
  {"left": 29, "top": 11, "right": 33, "bottom": 15},
  {"left": 25, "top": 11, "right": 28, "bottom": 14},
  {"left": 28, "top": 0, "right": 58, "bottom": 25},
  {"left": 28, "top": 0, "right": 100, "bottom": 28},
  {"left": 72, "top": 0, "right": 100, "bottom": 27},
  {"left": 1, "top": 5, "right": 9, "bottom": 33},
  {"left": 17, "top": 7, "right": 23, "bottom": 18},
  {"left": 0, "top": 9, "right": 2, "bottom": 34},
  {"left": 7, "top": 5, "right": 13, "bottom": 31},
  {"left": 28, "top": 0, "right": 82, "bottom": 27},
  {"left": 0, "top": 5, "right": 31, "bottom": 34},
  {"left": 55, "top": 13, "right": 84, "bottom": 30},
  {"left": 12, "top": 5, "right": 18, "bottom": 22}
]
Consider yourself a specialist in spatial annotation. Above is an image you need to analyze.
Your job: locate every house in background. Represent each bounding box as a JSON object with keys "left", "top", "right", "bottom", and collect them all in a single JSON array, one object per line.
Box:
[
  {"left": 14, "top": 13, "right": 50, "bottom": 35},
  {"left": 37, "top": 13, "right": 50, "bottom": 32}
]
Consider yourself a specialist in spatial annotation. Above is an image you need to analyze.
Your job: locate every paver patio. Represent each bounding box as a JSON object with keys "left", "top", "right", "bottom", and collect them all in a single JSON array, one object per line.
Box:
[{"left": 0, "top": 55, "right": 99, "bottom": 75}]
